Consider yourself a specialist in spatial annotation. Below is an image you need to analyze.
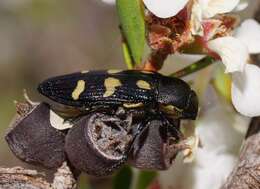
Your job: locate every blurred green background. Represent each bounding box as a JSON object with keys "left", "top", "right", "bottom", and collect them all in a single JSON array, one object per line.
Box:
[
  {"left": 0, "top": 1, "right": 126, "bottom": 188},
  {"left": 0, "top": 0, "right": 122, "bottom": 162}
]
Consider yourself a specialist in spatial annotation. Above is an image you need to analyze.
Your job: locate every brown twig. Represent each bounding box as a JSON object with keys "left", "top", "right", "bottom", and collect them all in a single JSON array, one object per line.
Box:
[
  {"left": 221, "top": 117, "right": 260, "bottom": 189},
  {"left": 143, "top": 51, "right": 168, "bottom": 71}
]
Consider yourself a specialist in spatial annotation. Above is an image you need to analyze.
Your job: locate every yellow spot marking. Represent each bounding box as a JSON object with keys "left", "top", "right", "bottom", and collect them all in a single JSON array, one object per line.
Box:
[
  {"left": 163, "top": 105, "right": 183, "bottom": 112},
  {"left": 136, "top": 80, "right": 151, "bottom": 90},
  {"left": 108, "top": 70, "right": 122, "bottom": 74},
  {"left": 81, "top": 70, "right": 89, "bottom": 74},
  {"left": 103, "top": 77, "right": 122, "bottom": 97},
  {"left": 141, "top": 70, "right": 153, "bottom": 74},
  {"left": 160, "top": 105, "right": 183, "bottom": 118},
  {"left": 123, "top": 102, "right": 143, "bottom": 108},
  {"left": 72, "top": 80, "right": 85, "bottom": 100}
]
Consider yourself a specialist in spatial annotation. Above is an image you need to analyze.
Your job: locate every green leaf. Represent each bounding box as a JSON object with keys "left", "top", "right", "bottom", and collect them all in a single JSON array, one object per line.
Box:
[
  {"left": 113, "top": 166, "right": 133, "bottom": 189},
  {"left": 122, "top": 42, "right": 134, "bottom": 69},
  {"left": 116, "top": 0, "right": 145, "bottom": 66},
  {"left": 135, "top": 170, "right": 157, "bottom": 189}
]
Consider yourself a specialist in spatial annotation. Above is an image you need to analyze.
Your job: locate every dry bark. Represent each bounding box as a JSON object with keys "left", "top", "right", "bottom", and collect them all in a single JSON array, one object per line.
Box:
[
  {"left": 0, "top": 162, "right": 77, "bottom": 189},
  {"left": 221, "top": 118, "right": 260, "bottom": 189}
]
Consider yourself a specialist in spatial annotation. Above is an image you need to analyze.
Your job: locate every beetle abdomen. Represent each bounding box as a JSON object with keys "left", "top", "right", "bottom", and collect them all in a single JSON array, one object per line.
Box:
[{"left": 38, "top": 70, "right": 157, "bottom": 108}]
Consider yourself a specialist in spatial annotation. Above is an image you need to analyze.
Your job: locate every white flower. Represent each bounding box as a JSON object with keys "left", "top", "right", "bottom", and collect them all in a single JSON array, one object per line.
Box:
[
  {"left": 143, "top": 0, "right": 241, "bottom": 19},
  {"left": 234, "top": 0, "right": 249, "bottom": 11},
  {"left": 228, "top": 19, "right": 260, "bottom": 116},
  {"left": 204, "top": 19, "right": 260, "bottom": 74},
  {"left": 235, "top": 19, "right": 260, "bottom": 54},
  {"left": 207, "top": 36, "right": 249, "bottom": 73},
  {"left": 191, "top": 1, "right": 204, "bottom": 36},
  {"left": 198, "top": 0, "right": 240, "bottom": 18},
  {"left": 191, "top": 150, "right": 237, "bottom": 189},
  {"left": 159, "top": 104, "right": 246, "bottom": 189},
  {"left": 206, "top": 19, "right": 260, "bottom": 117},
  {"left": 143, "top": 0, "right": 189, "bottom": 18},
  {"left": 191, "top": 0, "right": 240, "bottom": 36},
  {"left": 207, "top": 19, "right": 260, "bottom": 74},
  {"left": 101, "top": 0, "right": 190, "bottom": 17},
  {"left": 232, "top": 64, "right": 260, "bottom": 117},
  {"left": 183, "top": 1, "right": 260, "bottom": 117}
]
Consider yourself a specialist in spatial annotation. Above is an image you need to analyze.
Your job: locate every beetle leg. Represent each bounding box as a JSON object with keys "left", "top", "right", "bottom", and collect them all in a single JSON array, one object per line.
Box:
[
  {"left": 128, "top": 114, "right": 159, "bottom": 157},
  {"left": 99, "top": 116, "right": 121, "bottom": 123},
  {"left": 132, "top": 118, "right": 150, "bottom": 138},
  {"left": 166, "top": 140, "right": 190, "bottom": 164},
  {"left": 168, "top": 123, "right": 184, "bottom": 140},
  {"left": 102, "top": 120, "right": 140, "bottom": 175},
  {"left": 115, "top": 106, "right": 126, "bottom": 117},
  {"left": 162, "top": 117, "right": 184, "bottom": 140},
  {"left": 124, "top": 115, "right": 133, "bottom": 132},
  {"left": 174, "top": 140, "right": 190, "bottom": 151},
  {"left": 102, "top": 122, "right": 142, "bottom": 175},
  {"left": 64, "top": 116, "right": 82, "bottom": 125}
]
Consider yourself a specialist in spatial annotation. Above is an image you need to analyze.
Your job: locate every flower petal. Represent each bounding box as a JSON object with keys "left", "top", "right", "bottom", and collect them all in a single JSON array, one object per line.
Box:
[
  {"left": 143, "top": 0, "right": 189, "bottom": 18},
  {"left": 208, "top": 36, "right": 249, "bottom": 73},
  {"left": 190, "top": 1, "right": 204, "bottom": 36},
  {"left": 202, "top": 19, "right": 222, "bottom": 40},
  {"left": 196, "top": 104, "right": 244, "bottom": 152},
  {"left": 232, "top": 64, "right": 260, "bottom": 117},
  {"left": 234, "top": 0, "right": 248, "bottom": 11},
  {"left": 50, "top": 110, "right": 74, "bottom": 130},
  {"left": 199, "top": 0, "right": 240, "bottom": 18},
  {"left": 193, "top": 150, "right": 237, "bottom": 189},
  {"left": 100, "top": 0, "right": 115, "bottom": 4},
  {"left": 235, "top": 19, "right": 260, "bottom": 54}
]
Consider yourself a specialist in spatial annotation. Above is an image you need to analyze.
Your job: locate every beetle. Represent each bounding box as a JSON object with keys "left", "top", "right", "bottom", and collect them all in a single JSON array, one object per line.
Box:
[
  {"left": 38, "top": 70, "right": 198, "bottom": 120},
  {"left": 37, "top": 69, "right": 199, "bottom": 175}
]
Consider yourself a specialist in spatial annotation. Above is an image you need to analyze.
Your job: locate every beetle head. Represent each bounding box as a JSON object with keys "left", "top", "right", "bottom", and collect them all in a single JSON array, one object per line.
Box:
[{"left": 158, "top": 76, "right": 198, "bottom": 120}]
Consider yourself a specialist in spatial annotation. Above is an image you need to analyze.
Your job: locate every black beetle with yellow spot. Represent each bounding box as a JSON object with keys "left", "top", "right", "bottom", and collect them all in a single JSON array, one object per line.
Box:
[{"left": 38, "top": 70, "right": 198, "bottom": 119}]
